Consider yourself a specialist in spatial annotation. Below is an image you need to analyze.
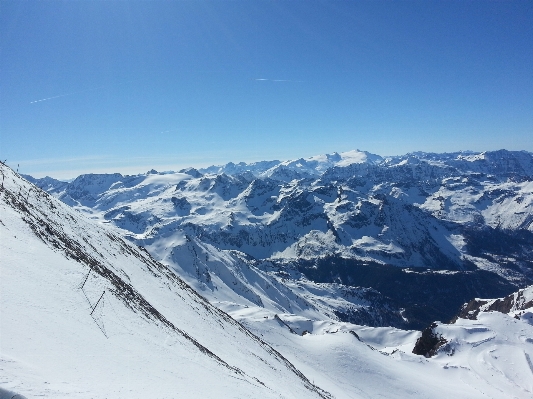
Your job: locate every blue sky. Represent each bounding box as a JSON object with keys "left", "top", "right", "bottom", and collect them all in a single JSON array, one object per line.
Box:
[{"left": 1, "top": 1, "right": 532, "bottom": 179}]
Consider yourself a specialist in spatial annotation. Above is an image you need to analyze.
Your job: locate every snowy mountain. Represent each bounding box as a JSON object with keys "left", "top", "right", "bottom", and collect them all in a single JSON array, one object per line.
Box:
[
  {"left": 198, "top": 149, "right": 383, "bottom": 179},
  {"left": 25, "top": 149, "right": 533, "bottom": 329},
  {"left": 1, "top": 163, "right": 330, "bottom": 398},
  {"left": 6, "top": 160, "right": 533, "bottom": 398}
]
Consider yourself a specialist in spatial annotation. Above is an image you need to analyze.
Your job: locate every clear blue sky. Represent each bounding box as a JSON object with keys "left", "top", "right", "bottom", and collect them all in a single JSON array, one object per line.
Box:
[{"left": 1, "top": 0, "right": 532, "bottom": 179}]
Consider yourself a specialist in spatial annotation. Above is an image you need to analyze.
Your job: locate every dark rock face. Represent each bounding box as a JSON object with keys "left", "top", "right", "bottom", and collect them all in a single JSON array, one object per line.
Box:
[
  {"left": 179, "top": 167, "right": 203, "bottom": 178},
  {"left": 412, "top": 323, "right": 447, "bottom": 357},
  {"left": 452, "top": 299, "right": 489, "bottom": 321},
  {"left": 454, "top": 286, "right": 533, "bottom": 321},
  {"left": 171, "top": 196, "right": 191, "bottom": 215}
]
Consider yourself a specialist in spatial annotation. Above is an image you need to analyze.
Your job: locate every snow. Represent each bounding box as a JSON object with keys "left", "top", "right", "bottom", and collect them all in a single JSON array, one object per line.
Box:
[
  {"left": 137, "top": 172, "right": 191, "bottom": 187},
  {"left": 29, "top": 149, "right": 533, "bottom": 271},
  {"left": 352, "top": 235, "right": 404, "bottom": 254},
  {"left": 6, "top": 148, "right": 533, "bottom": 398},
  {"left": 0, "top": 165, "right": 329, "bottom": 399},
  {"left": 229, "top": 306, "right": 533, "bottom": 399}
]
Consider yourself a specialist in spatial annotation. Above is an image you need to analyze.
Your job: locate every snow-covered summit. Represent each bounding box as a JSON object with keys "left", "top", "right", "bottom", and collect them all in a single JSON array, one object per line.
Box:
[{"left": 197, "top": 149, "right": 383, "bottom": 179}]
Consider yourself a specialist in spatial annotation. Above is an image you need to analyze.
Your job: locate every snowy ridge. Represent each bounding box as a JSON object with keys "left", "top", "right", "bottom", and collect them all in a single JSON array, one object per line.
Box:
[
  {"left": 198, "top": 149, "right": 382, "bottom": 179},
  {"left": 143, "top": 228, "right": 406, "bottom": 328},
  {"left": 408, "top": 286, "right": 533, "bottom": 397},
  {"left": 1, "top": 163, "right": 330, "bottom": 398},
  {"left": 228, "top": 296, "right": 533, "bottom": 399}
]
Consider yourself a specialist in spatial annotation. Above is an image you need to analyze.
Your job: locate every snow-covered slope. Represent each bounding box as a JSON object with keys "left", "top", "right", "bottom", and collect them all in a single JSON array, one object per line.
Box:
[
  {"left": 27, "top": 149, "right": 533, "bottom": 328},
  {"left": 5, "top": 159, "right": 533, "bottom": 398},
  {"left": 0, "top": 164, "right": 330, "bottom": 398},
  {"left": 227, "top": 295, "right": 533, "bottom": 399},
  {"left": 407, "top": 286, "right": 533, "bottom": 398}
]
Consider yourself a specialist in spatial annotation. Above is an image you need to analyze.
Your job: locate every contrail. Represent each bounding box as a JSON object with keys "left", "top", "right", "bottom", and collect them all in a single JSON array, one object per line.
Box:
[
  {"left": 30, "top": 84, "right": 108, "bottom": 104},
  {"left": 30, "top": 93, "right": 74, "bottom": 104}
]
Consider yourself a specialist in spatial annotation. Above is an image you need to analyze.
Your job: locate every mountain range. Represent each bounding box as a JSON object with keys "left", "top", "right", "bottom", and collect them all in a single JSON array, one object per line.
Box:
[
  {"left": 3, "top": 150, "right": 533, "bottom": 398},
  {"left": 24, "top": 149, "right": 533, "bottom": 329}
]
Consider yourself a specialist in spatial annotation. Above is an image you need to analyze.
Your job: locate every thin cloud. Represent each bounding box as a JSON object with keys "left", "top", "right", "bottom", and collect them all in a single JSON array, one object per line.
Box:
[
  {"left": 159, "top": 129, "right": 180, "bottom": 134},
  {"left": 30, "top": 85, "right": 106, "bottom": 104},
  {"left": 30, "top": 93, "right": 74, "bottom": 104},
  {"left": 29, "top": 81, "right": 134, "bottom": 104}
]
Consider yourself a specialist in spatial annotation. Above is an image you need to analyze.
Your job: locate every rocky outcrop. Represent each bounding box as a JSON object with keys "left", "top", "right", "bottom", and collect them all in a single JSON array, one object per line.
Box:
[
  {"left": 453, "top": 285, "right": 533, "bottom": 321},
  {"left": 412, "top": 322, "right": 448, "bottom": 357}
]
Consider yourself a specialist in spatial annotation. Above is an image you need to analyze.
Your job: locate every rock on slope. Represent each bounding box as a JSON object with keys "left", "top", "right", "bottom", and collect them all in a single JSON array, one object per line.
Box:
[
  {"left": 0, "top": 163, "right": 330, "bottom": 399},
  {"left": 455, "top": 285, "right": 533, "bottom": 321},
  {"left": 226, "top": 288, "right": 533, "bottom": 399}
]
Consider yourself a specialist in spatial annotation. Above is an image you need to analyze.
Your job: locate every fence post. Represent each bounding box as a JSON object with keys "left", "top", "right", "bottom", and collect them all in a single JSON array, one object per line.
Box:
[{"left": 90, "top": 291, "right": 105, "bottom": 316}]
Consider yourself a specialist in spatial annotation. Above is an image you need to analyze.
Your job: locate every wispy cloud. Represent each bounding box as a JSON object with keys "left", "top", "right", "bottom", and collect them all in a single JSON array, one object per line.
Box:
[
  {"left": 159, "top": 129, "right": 181, "bottom": 135},
  {"left": 30, "top": 94, "right": 74, "bottom": 104},
  {"left": 28, "top": 80, "right": 136, "bottom": 104},
  {"left": 29, "top": 85, "right": 107, "bottom": 104}
]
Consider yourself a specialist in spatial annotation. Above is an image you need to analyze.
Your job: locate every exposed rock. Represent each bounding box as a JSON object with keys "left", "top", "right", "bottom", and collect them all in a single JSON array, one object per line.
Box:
[
  {"left": 453, "top": 285, "right": 533, "bottom": 321},
  {"left": 412, "top": 322, "right": 448, "bottom": 357}
]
